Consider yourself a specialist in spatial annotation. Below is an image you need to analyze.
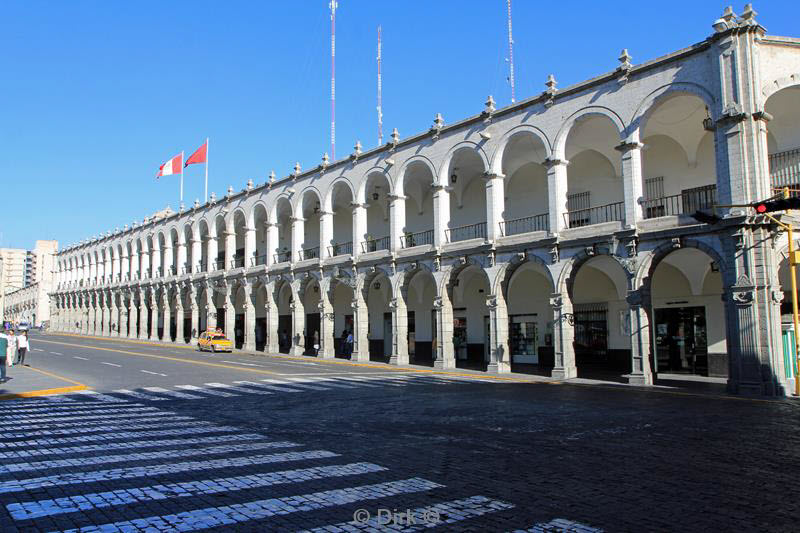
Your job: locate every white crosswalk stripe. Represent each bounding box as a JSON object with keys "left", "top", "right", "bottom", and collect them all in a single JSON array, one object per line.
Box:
[
  {"left": 141, "top": 386, "right": 205, "bottom": 399},
  {"left": 204, "top": 382, "right": 274, "bottom": 395},
  {"left": 112, "top": 389, "right": 170, "bottom": 401},
  {"left": 74, "top": 390, "right": 129, "bottom": 402},
  {"left": 233, "top": 380, "right": 303, "bottom": 393},
  {"left": 175, "top": 384, "right": 237, "bottom": 397},
  {"left": 267, "top": 377, "right": 333, "bottom": 390}
]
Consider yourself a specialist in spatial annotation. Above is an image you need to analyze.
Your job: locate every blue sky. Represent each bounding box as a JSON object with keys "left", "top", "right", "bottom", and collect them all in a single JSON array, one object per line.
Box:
[{"left": 0, "top": 1, "right": 795, "bottom": 250}]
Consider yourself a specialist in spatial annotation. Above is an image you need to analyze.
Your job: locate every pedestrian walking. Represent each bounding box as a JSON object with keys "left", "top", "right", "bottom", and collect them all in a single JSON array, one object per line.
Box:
[
  {"left": 313, "top": 330, "right": 320, "bottom": 356},
  {"left": 340, "top": 329, "right": 348, "bottom": 356},
  {"left": 17, "top": 330, "right": 30, "bottom": 366},
  {"left": 0, "top": 330, "right": 8, "bottom": 383},
  {"left": 345, "top": 330, "right": 354, "bottom": 356},
  {"left": 5, "top": 330, "right": 17, "bottom": 368}
]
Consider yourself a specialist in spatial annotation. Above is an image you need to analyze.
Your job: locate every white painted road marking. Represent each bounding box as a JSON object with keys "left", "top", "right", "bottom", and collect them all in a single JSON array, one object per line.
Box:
[
  {"left": 73, "top": 356, "right": 88, "bottom": 360},
  {"left": 142, "top": 386, "right": 204, "bottom": 399},
  {"left": 140, "top": 369, "right": 168, "bottom": 376},
  {"left": 100, "top": 362, "right": 121, "bottom": 367}
]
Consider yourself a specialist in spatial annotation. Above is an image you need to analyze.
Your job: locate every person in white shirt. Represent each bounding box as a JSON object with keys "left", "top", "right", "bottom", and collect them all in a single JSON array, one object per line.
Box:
[
  {"left": 0, "top": 330, "right": 9, "bottom": 381},
  {"left": 16, "top": 331, "right": 30, "bottom": 366},
  {"left": 5, "top": 330, "right": 16, "bottom": 367}
]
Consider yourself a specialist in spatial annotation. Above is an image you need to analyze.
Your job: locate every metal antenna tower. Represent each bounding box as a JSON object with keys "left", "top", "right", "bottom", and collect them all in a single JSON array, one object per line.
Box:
[
  {"left": 330, "top": 1, "right": 338, "bottom": 159},
  {"left": 377, "top": 25, "right": 383, "bottom": 146},
  {"left": 507, "top": 0, "right": 515, "bottom": 103}
]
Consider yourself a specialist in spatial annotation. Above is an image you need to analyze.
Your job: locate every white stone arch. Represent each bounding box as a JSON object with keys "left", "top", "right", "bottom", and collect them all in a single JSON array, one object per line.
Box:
[
  {"left": 395, "top": 155, "right": 438, "bottom": 197},
  {"left": 553, "top": 106, "right": 626, "bottom": 160},
  {"left": 226, "top": 207, "right": 248, "bottom": 234},
  {"left": 269, "top": 194, "right": 293, "bottom": 224},
  {"left": 761, "top": 74, "right": 800, "bottom": 102},
  {"left": 628, "top": 82, "right": 718, "bottom": 142},
  {"left": 493, "top": 254, "right": 556, "bottom": 298},
  {"left": 249, "top": 200, "right": 269, "bottom": 229},
  {"left": 356, "top": 167, "right": 394, "bottom": 204},
  {"left": 489, "top": 124, "right": 553, "bottom": 176},
  {"left": 436, "top": 141, "right": 490, "bottom": 187},
  {"left": 322, "top": 177, "right": 356, "bottom": 212},
  {"left": 294, "top": 185, "right": 324, "bottom": 218}
]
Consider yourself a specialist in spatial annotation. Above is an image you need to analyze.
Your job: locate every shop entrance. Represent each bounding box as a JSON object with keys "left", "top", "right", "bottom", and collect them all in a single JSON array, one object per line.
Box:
[
  {"left": 509, "top": 314, "right": 539, "bottom": 364},
  {"left": 305, "top": 313, "right": 320, "bottom": 355},
  {"left": 654, "top": 306, "right": 709, "bottom": 376},
  {"left": 278, "top": 315, "right": 291, "bottom": 353},
  {"left": 234, "top": 313, "right": 244, "bottom": 349}
]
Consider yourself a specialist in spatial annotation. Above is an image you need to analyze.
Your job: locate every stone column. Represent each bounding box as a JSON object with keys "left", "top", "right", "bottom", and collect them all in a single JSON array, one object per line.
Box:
[
  {"left": 318, "top": 280, "right": 335, "bottom": 358},
  {"left": 545, "top": 158, "right": 569, "bottom": 235},
  {"left": 130, "top": 296, "right": 139, "bottom": 339},
  {"left": 130, "top": 250, "right": 139, "bottom": 280},
  {"left": 224, "top": 284, "right": 234, "bottom": 339},
  {"left": 118, "top": 300, "right": 128, "bottom": 338},
  {"left": 162, "top": 291, "right": 171, "bottom": 341},
  {"left": 175, "top": 290, "right": 184, "bottom": 343},
  {"left": 352, "top": 204, "right": 367, "bottom": 258},
  {"left": 101, "top": 294, "right": 110, "bottom": 336},
  {"left": 244, "top": 227, "right": 256, "bottom": 268},
  {"left": 191, "top": 239, "right": 202, "bottom": 273},
  {"left": 205, "top": 284, "right": 217, "bottom": 333},
  {"left": 203, "top": 236, "right": 216, "bottom": 271},
  {"left": 243, "top": 282, "right": 256, "bottom": 351},
  {"left": 432, "top": 184, "right": 450, "bottom": 247},
  {"left": 262, "top": 280, "right": 278, "bottom": 353},
  {"left": 388, "top": 195, "right": 406, "bottom": 252},
  {"left": 617, "top": 141, "right": 644, "bottom": 228},
  {"left": 177, "top": 240, "right": 187, "bottom": 275},
  {"left": 265, "top": 223, "right": 278, "bottom": 267},
  {"left": 318, "top": 212, "right": 333, "bottom": 259},
  {"left": 550, "top": 293, "right": 577, "bottom": 379},
  {"left": 289, "top": 292, "right": 305, "bottom": 356},
  {"left": 433, "top": 290, "right": 455, "bottom": 369},
  {"left": 486, "top": 290, "right": 510, "bottom": 373},
  {"left": 162, "top": 245, "right": 173, "bottom": 277},
  {"left": 120, "top": 252, "right": 130, "bottom": 281},
  {"left": 224, "top": 231, "right": 235, "bottom": 270},
  {"left": 625, "top": 289, "right": 653, "bottom": 385},
  {"left": 148, "top": 291, "right": 157, "bottom": 339},
  {"left": 290, "top": 217, "right": 305, "bottom": 263},
  {"left": 389, "top": 293, "right": 409, "bottom": 366},
  {"left": 484, "top": 173, "right": 505, "bottom": 241},
  {"left": 136, "top": 291, "right": 145, "bottom": 339},
  {"left": 351, "top": 290, "right": 370, "bottom": 362},
  {"left": 140, "top": 249, "right": 150, "bottom": 279},
  {"left": 190, "top": 285, "right": 200, "bottom": 343}
]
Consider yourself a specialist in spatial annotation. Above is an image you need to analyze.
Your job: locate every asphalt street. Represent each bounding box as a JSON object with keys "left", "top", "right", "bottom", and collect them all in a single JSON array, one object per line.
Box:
[{"left": 1, "top": 332, "right": 799, "bottom": 532}]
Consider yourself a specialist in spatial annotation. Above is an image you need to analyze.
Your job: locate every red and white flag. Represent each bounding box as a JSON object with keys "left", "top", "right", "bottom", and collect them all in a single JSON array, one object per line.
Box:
[
  {"left": 185, "top": 140, "right": 207, "bottom": 167},
  {"left": 156, "top": 153, "right": 183, "bottom": 179}
]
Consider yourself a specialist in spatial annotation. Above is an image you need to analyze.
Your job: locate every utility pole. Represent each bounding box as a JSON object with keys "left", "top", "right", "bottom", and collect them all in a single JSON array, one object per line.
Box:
[
  {"left": 330, "top": 1, "right": 338, "bottom": 160},
  {"left": 506, "top": 0, "right": 515, "bottom": 104},
  {"left": 377, "top": 25, "right": 383, "bottom": 147}
]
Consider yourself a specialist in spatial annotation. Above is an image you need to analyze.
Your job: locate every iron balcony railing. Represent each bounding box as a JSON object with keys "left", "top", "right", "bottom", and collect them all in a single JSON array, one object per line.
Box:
[
  {"left": 251, "top": 255, "right": 267, "bottom": 267},
  {"left": 300, "top": 247, "right": 320, "bottom": 261},
  {"left": 361, "top": 236, "right": 390, "bottom": 253},
  {"left": 328, "top": 241, "right": 353, "bottom": 257},
  {"left": 641, "top": 185, "right": 717, "bottom": 219},
  {"left": 564, "top": 201, "right": 625, "bottom": 228},
  {"left": 500, "top": 213, "right": 549, "bottom": 236},
  {"left": 401, "top": 229, "right": 434, "bottom": 248},
  {"left": 770, "top": 148, "right": 800, "bottom": 194},
  {"left": 155, "top": 268, "right": 163, "bottom": 278},
  {"left": 196, "top": 261, "right": 208, "bottom": 273},
  {"left": 446, "top": 222, "right": 487, "bottom": 243},
  {"left": 167, "top": 266, "right": 177, "bottom": 276},
  {"left": 230, "top": 257, "right": 245, "bottom": 269},
  {"left": 182, "top": 264, "right": 193, "bottom": 275},
  {"left": 274, "top": 251, "right": 292, "bottom": 263},
  {"left": 211, "top": 260, "right": 225, "bottom": 271}
]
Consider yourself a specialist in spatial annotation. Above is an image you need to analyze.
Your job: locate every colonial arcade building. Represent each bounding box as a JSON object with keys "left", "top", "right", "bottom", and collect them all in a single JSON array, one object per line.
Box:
[{"left": 50, "top": 7, "right": 800, "bottom": 395}]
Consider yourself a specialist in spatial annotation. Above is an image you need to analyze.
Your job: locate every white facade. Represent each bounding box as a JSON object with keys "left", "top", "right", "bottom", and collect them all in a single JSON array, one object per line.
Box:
[
  {"left": 50, "top": 6, "right": 800, "bottom": 395},
  {"left": 0, "top": 248, "right": 27, "bottom": 295}
]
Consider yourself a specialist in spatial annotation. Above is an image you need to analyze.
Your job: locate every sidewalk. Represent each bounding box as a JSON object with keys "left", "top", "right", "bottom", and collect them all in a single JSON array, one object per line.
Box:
[{"left": 0, "top": 364, "right": 87, "bottom": 400}]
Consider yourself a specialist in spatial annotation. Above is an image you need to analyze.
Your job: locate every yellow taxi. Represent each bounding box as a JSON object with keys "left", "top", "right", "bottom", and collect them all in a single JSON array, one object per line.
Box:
[{"left": 198, "top": 330, "right": 234, "bottom": 353}]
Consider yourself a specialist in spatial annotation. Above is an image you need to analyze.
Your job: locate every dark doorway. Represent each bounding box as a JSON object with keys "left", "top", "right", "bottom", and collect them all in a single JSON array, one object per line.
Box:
[
  {"left": 184, "top": 316, "right": 191, "bottom": 343},
  {"left": 654, "top": 306, "right": 710, "bottom": 376},
  {"left": 216, "top": 307, "right": 225, "bottom": 331},
  {"left": 305, "top": 313, "right": 320, "bottom": 356},
  {"left": 256, "top": 317, "right": 266, "bottom": 351},
  {"left": 234, "top": 313, "right": 245, "bottom": 349},
  {"left": 278, "top": 314, "right": 291, "bottom": 353},
  {"left": 335, "top": 314, "right": 353, "bottom": 358}
]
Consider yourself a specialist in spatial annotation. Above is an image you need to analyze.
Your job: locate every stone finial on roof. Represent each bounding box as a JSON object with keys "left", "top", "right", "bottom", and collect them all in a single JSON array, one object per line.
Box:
[
  {"left": 352, "top": 140, "right": 362, "bottom": 160},
  {"left": 433, "top": 113, "right": 444, "bottom": 131},
  {"left": 247, "top": 179, "right": 254, "bottom": 191},
  {"left": 123, "top": 224, "right": 128, "bottom": 231},
  {"left": 543, "top": 74, "right": 557, "bottom": 107},
  {"left": 227, "top": 185, "right": 234, "bottom": 199},
  {"left": 390, "top": 128, "right": 400, "bottom": 149},
  {"left": 321, "top": 152, "right": 330, "bottom": 169},
  {"left": 293, "top": 162, "right": 301, "bottom": 178},
  {"left": 193, "top": 199, "right": 200, "bottom": 209},
  {"left": 618, "top": 49, "right": 632, "bottom": 70},
  {"left": 740, "top": 4, "right": 757, "bottom": 25},
  {"left": 484, "top": 95, "right": 496, "bottom": 115},
  {"left": 268, "top": 170, "right": 276, "bottom": 187},
  {"left": 210, "top": 192, "right": 217, "bottom": 203}
]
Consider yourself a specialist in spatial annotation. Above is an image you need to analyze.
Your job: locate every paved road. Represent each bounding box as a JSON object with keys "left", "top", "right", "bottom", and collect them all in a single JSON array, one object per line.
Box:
[{"left": 1, "top": 333, "right": 798, "bottom": 532}]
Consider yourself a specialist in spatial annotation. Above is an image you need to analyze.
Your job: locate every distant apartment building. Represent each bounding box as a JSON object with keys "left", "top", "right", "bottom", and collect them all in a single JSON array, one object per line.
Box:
[{"left": 1, "top": 240, "right": 59, "bottom": 325}]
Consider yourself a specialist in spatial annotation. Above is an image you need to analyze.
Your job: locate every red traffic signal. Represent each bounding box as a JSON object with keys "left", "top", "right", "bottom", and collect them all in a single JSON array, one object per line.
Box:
[{"left": 751, "top": 197, "right": 800, "bottom": 214}]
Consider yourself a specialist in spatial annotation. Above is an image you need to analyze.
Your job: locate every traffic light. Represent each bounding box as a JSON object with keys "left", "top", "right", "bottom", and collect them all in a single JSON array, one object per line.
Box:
[{"left": 751, "top": 196, "right": 800, "bottom": 214}]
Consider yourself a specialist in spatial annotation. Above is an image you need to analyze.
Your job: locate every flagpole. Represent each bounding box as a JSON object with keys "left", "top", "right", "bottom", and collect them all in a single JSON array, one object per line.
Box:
[
  {"left": 205, "top": 138, "right": 209, "bottom": 203},
  {"left": 180, "top": 150, "right": 185, "bottom": 207}
]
